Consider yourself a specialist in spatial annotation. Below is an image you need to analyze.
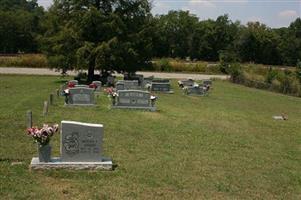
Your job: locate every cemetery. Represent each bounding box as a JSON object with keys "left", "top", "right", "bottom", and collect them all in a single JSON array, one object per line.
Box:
[
  {"left": 1, "top": 0, "right": 300, "bottom": 198},
  {"left": 1, "top": 74, "right": 301, "bottom": 199}
]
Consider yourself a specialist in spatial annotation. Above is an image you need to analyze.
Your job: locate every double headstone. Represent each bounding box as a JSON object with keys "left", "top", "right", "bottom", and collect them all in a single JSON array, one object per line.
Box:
[
  {"left": 115, "top": 80, "right": 140, "bottom": 91},
  {"left": 66, "top": 87, "right": 95, "bottom": 106},
  {"left": 112, "top": 90, "right": 156, "bottom": 111},
  {"left": 124, "top": 74, "right": 144, "bottom": 86},
  {"left": 178, "top": 79, "right": 195, "bottom": 87},
  {"left": 150, "top": 81, "right": 173, "bottom": 93},
  {"left": 30, "top": 121, "right": 113, "bottom": 170},
  {"left": 184, "top": 86, "right": 206, "bottom": 96}
]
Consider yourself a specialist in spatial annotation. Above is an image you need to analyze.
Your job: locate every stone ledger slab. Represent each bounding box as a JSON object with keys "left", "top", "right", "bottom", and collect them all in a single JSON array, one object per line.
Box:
[{"left": 30, "top": 157, "right": 112, "bottom": 170}]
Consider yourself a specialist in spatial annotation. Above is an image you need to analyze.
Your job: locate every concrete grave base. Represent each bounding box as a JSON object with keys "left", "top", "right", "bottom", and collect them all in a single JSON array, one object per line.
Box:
[
  {"left": 111, "top": 105, "right": 156, "bottom": 112},
  {"left": 30, "top": 157, "right": 113, "bottom": 170}
]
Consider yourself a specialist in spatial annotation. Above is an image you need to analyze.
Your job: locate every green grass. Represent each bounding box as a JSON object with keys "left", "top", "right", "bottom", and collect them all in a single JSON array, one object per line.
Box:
[{"left": 0, "top": 74, "right": 301, "bottom": 199}]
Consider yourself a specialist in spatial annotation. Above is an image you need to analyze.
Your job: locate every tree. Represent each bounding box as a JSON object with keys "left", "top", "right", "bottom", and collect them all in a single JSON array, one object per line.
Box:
[
  {"left": 236, "top": 22, "right": 282, "bottom": 65},
  {"left": 0, "top": 0, "right": 44, "bottom": 53},
  {"left": 42, "top": 0, "right": 153, "bottom": 82}
]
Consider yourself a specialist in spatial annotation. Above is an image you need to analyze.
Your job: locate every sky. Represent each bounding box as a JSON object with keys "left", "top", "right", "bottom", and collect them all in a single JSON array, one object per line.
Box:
[{"left": 37, "top": 0, "right": 301, "bottom": 28}]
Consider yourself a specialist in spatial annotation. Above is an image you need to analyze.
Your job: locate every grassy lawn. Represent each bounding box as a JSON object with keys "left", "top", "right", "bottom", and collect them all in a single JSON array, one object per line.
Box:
[{"left": 0, "top": 74, "right": 301, "bottom": 199}]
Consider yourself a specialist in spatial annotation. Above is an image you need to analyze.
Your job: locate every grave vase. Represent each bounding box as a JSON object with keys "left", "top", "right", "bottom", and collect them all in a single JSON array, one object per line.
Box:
[{"left": 38, "top": 144, "right": 52, "bottom": 162}]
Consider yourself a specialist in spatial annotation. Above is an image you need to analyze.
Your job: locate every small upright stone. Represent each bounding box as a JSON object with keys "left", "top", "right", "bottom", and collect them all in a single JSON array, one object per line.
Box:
[
  {"left": 26, "top": 110, "right": 32, "bottom": 128},
  {"left": 43, "top": 101, "right": 48, "bottom": 116},
  {"left": 49, "top": 94, "right": 54, "bottom": 105}
]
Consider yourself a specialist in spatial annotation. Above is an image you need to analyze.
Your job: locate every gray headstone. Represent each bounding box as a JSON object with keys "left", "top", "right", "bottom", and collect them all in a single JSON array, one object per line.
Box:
[
  {"left": 26, "top": 110, "right": 32, "bottom": 128},
  {"left": 68, "top": 88, "right": 95, "bottom": 105},
  {"left": 92, "top": 81, "right": 102, "bottom": 91},
  {"left": 115, "top": 80, "right": 140, "bottom": 90},
  {"left": 107, "top": 76, "right": 115, "bottom": 86},
  {"left": 68, "top": 80, "right": 79, "bottom": 85},
  {"left": 152, "top": 78, "right": 170, "bottom": 83},
  {"left": 43, "top": 101, "right": 48, "bottom": 116},
  {"left": 116, "top": 90, "right": 150, "bottom": 107},
  {"left": 203, "top": 79, "right": 212, "bottom": 86},
  {"left": 60, "top": 121, "right": 103, "bottom": 162},
  {"left": 150, "top": 82, "right": 171, "bottom": 92},
  {"left": 185, "top": 86, "right": 206, "bottom": 96},
  {"left": 179, "top": 79, "right": 195, "bottom": 87}
]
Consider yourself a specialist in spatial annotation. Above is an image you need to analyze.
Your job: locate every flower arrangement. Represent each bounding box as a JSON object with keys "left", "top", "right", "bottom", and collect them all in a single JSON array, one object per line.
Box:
[
  {"left": 67, "top": 82, "right": 75, "bottom": 88},
  {"left": 104, "top": 87, "right": 118, "bottom": 97},
  {"left": 27, "top": 124, "right": 59, "bottom": 146}
]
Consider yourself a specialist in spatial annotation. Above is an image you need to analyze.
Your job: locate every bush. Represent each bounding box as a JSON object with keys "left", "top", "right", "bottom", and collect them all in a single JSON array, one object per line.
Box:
[
  {"left": 227, "top": 63, "right": 244, "bottom": 83},
  {"left": 265, "top": 67, "right": 278, "bottom": 84},
  {"left": 219, "top": 50, "right": 240, "bottom": 74}
]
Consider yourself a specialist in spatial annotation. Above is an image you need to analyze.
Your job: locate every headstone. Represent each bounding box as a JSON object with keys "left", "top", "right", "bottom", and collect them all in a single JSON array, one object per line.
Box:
[
  {"left": 142, "top": 76, "right": 154, "bottom": 87},
  {"left": 113, "top": 90, "right": 156, "bottom": 111},
  {"left": 124, "top": 74, "right": 144, "bottom": 86},
  {"left": 184, "top": 86, "right": 206, "bottom": 96},
  {"left": 115, "top": 80, "right": 140, "bottom": 90},
  {"left": 92, "top": 81, "right": 102, "bottom": 92},
  {"left": 30, "top": 121, "right": 113, "bottom": 170},
  {"left": 68, "top": 80, "right": 79, "bottom": 85},
  {"left": 152, "top": 78, "right": 170, "bottom": 83},
  {"left": 107, "top": 76, "right": 115, "bottom": 87},
  {"left": 178, "top": 79, "right": 195, "bottom": 87},
  {"left": 67, "top": 88, "right": 95, "bottom": 106},
  {"left": 61, "top": 121, "right": 103, "bottom": 162},
  {"left": 150, "top": 82, "right": 173, "bottom": 93},
  {"left": 49, "top": 94, "right": 54, "bottom": 105},
  {"left": 203, "top": 79, "right": 212, "bottom": 86},
  {"left": 26, "top": 110, "right": 32, "bottom": 128},
  {"left": 43, "top": 101, "right": 48, "bottom": 116}
]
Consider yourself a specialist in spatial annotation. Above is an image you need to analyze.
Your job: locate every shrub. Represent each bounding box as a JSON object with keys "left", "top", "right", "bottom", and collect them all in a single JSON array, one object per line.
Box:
[
  {"left": 219, "top": 50, "right": 240, "bottom": 74},
  {"left": 158, "top": 58, "right": 172, "bottom": 72},
  {"left": 277, "top": 70, "right": 293, "bottom": 94},
  {"left": 265, "top": 67, "right": 278, "bottom": 84},
  {"left": 296, "top": 60, "right": 301, "bottom": 84},
  {"left": 227, "top": 63, "right": 244, "bottom": 83}
]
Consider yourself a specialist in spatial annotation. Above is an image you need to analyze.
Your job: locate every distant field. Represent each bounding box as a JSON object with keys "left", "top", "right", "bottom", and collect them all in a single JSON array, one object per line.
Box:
[{"left": 0, "top": 75, "right": 301, "bottom": 199}]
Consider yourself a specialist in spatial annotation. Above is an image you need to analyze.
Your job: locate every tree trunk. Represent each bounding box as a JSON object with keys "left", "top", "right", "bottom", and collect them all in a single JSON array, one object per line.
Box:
[{"left": 87, "top": 64, "right": 95, "bottom": 84}]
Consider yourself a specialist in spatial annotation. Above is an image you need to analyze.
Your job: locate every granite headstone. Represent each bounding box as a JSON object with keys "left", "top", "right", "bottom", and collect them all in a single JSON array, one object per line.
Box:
[{"left": 67, "top": 88, "right": 95, "bottom": 105}]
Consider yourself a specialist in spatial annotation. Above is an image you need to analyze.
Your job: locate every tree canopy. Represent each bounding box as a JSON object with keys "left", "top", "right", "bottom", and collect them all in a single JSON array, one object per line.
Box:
[
  {"left": 41, "top": 0, "right": 153, "bottom": 81},
  {"left": 1, "top": 1, "right": 300, "bottom": 79}
]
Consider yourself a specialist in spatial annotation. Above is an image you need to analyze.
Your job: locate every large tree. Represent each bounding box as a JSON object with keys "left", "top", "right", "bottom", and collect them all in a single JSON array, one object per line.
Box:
[{"left": 42, "top": 0, "right": 153, "bottom": 82}]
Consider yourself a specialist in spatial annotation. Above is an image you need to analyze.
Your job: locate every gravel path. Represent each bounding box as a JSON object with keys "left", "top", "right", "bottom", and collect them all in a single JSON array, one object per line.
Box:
[{"left": 0, "top": 67, "right": 229, "bottom": 80}]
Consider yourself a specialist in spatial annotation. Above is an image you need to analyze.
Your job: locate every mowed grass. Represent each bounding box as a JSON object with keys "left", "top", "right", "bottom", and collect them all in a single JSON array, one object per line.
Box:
[{"left": 0, "top": 74, "right": 301, "bottom": 199}]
